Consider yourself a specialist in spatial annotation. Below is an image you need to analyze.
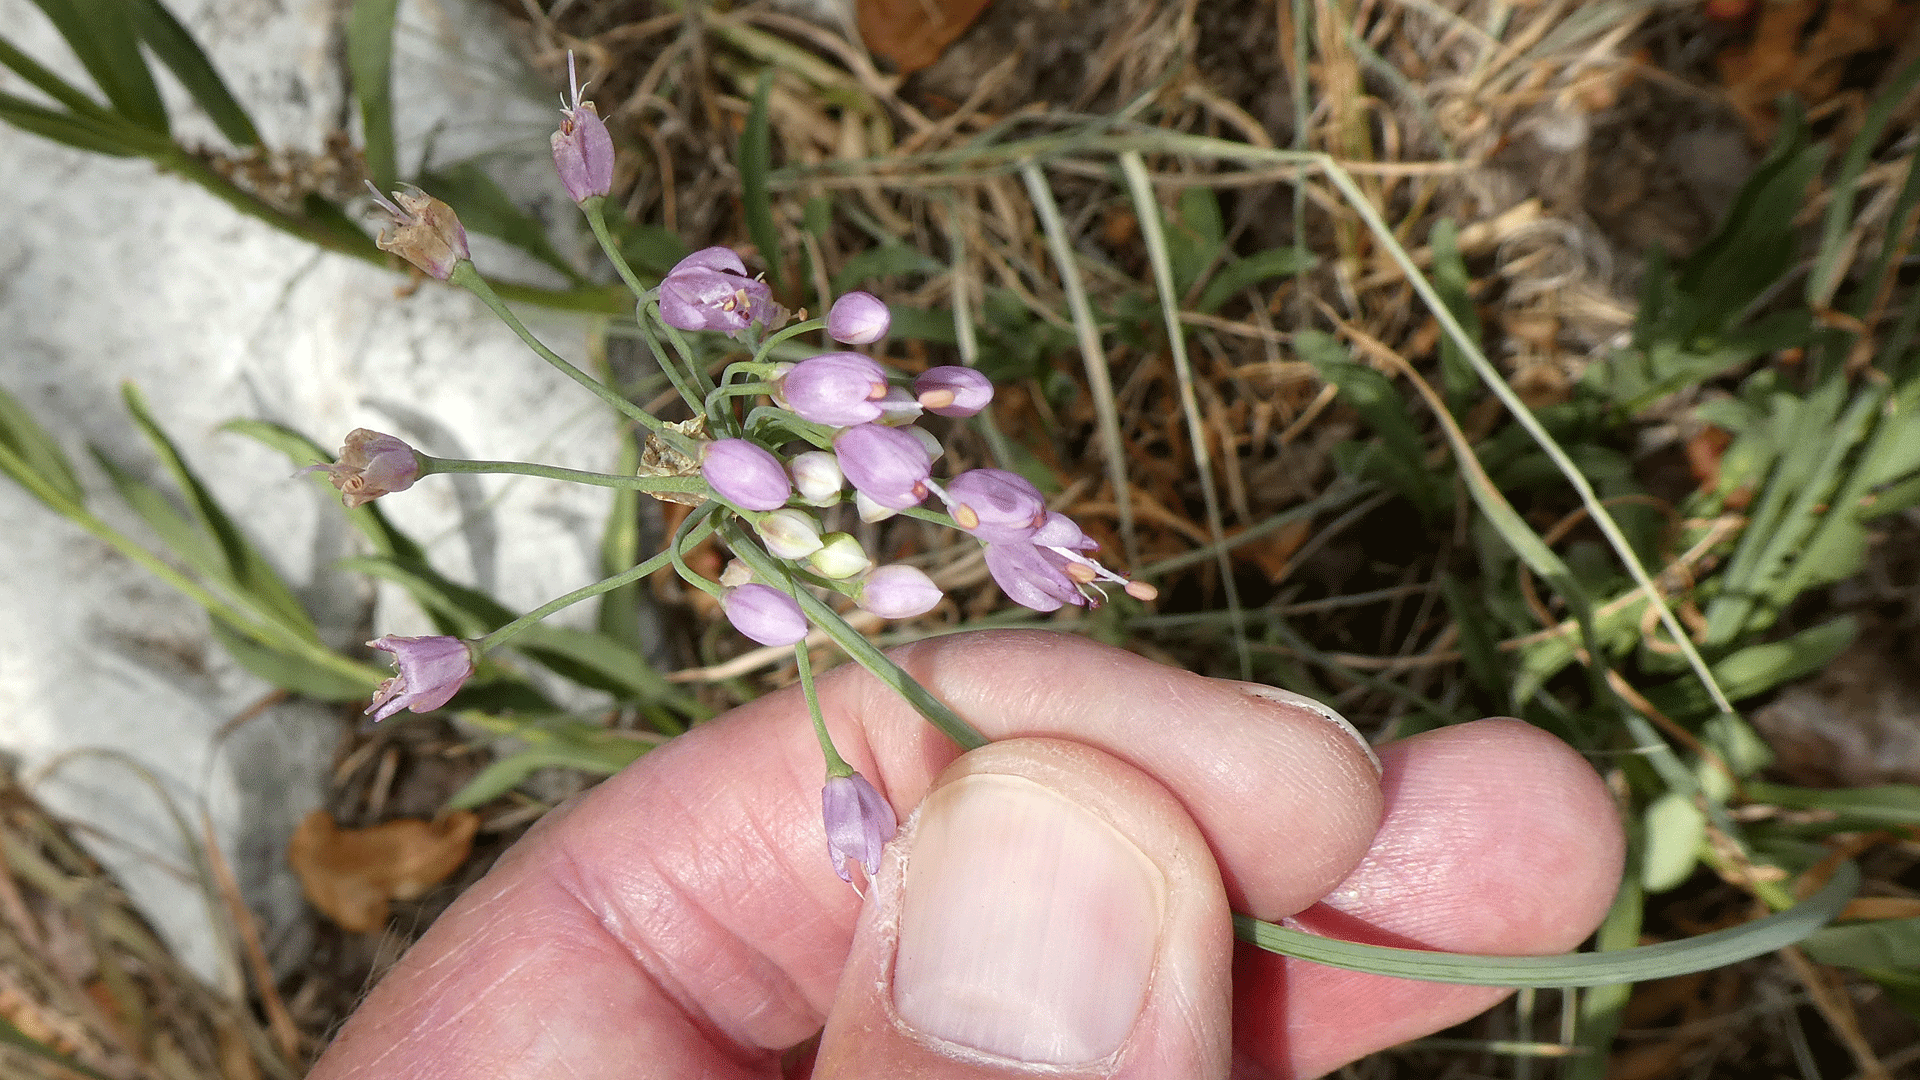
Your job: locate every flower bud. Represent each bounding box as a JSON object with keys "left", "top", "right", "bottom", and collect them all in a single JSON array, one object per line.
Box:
[
  {"left": 366, "top": 635, "right": 475, "bottom": 720},
  {"left": 822, "top": 771, "right": 896, "bottom": 883},
  {"left": 905, "top": 424, "right": 944, "bottom": 463},
  {"left": 834, "top": 423, "right": 931, "bottom": 509},
  {"left": 702, "top": 438, "right": 791, "bottom": 511},
  {"left": 755, "top": 508, "right": 824, "bottom": 559},
  {"left": 944, "top": 468, "right": 1046, "bottom": 543},
  {"left": 657, "top": 247, "right": 783, "bottom": 335},
  {"left": 780, "top": 353, "right": 890, "bottom": 427},
  {"left": 718, "top": 559, "right": 755, "bottom": 588},
  {"left": 550, "top": 52, "right": 614, "bottom": 202},
  {"left": 826, "top": 291, "right": 891, "bottom": 344},
  {"left": 315, "top": 428, "right": 420, "bottom": 508},
  {"left": 856, "top": 564, "right": 942, "bottom": 619},
  {"left": 854, "top": 490, "right": 897, "bottom": 523},
  {"left": 722, "top": 583, "right": 808, "bottom": 646},
  {"left": 366, "top": 183, "right": 469, "bottom": 280},
  {"left": 808, "top": 533, "right": 872, "bottom": 578},
  {"left": 914, "top": 366, "right": 995, "bottom": 417},
  {"left": 789, "top": 450, "right": 844, "bottom": 505}
]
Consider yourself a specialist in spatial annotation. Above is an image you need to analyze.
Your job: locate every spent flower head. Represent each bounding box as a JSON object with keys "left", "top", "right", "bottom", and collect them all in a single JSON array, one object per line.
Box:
[
  {"left": 366, "top": 184, "right": 468, "bottom": 280},
  {"left": 550, "top": 52, "right": 614, "bottom": 202},
  {"left": 313, "top": 428, "right": 420, "bottom": 508}
]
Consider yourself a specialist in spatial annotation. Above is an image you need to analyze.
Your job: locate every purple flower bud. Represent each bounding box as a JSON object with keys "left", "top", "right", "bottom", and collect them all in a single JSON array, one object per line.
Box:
[
  {"left": 701, "top": 438, "right": 791, "bottom": 511},
  {"left": 857, "top": 564, "right": 943, "bottom": 619},
  {"left": 657, "top": 247, "right": 782, "bottom": 335},
  {"left": 789, "top": 450, "right": 844, "bottom": 505},
  {"left": 983, "top": 541, "right": 1085, "bottom": 613},
  {"left": 314, "top": 428, "right": 421, "bottom": 508},
  {"left": 366, "top": 635, "right": 475, "bottom": 720},
  {"left": 822, "top": 771, "right": 896, "bottom": 883},
  {"left": 833, "top": 423, "right": 931, "bottom": 509},
  {"left": 366, "top": 184, "right": 469, "bottom": 280},
  {"left": 755, "top": 508, "right": 823, "bottom": 559},
  {"left": 722, "top": 583, "right": 808, "bottom": 646},
  {"left": 550, "top": 52, "right": 614, "bottom": 202},
  {"left": 914, "top": 366, "right": 995, "bottom": 417},
  {"left": 809, "top": 533, "right": 872, "bottom": 578},
  {"left": 826, "top": 291, "right": 891, "bottom": 344},
  {"left": 780, "top": 353, "right": 890, "bottom": 427},
  {"left": 944, "top": 468, "right": 1046, "bottom": 543}
]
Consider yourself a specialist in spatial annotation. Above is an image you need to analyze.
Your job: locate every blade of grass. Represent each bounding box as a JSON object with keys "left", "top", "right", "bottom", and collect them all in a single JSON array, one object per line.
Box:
[
  {"left": 1120, "top": 151, "right": 1248, "bottom": 678},
  {"left": 0, "top": 89, "right": 139, "bottom": 155},
  {"left": 1021, "top": 161, "right": 1138, "bottom": 564},
  {"left": 123, "top": 0, "right": 259, "bottom": 147},
  {"left": 346, "top": 0, "right": 400, "bottom": 189},
  {"left": 1808, "top": 55, "right": 1920, "bottom": 310},
  {"left": 741, "top": 69, "right": 783, "bottom": 288},
  {"left": 26, "top": 0, "right": 168, "bottom": 133}
]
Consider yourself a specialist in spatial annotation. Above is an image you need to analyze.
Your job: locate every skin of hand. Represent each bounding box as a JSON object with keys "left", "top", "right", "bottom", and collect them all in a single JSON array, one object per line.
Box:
[{"left": 308, "top": 630, "right": 1624, "bottom": 1080}]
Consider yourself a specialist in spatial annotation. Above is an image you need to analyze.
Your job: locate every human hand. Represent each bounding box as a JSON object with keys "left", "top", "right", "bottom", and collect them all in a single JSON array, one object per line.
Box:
[{"left": 308, "top": 630, "right": 1623, "bottom": 1079}]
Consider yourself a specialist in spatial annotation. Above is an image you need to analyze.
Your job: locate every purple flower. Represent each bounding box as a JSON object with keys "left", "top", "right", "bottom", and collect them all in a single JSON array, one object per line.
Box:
[
  {"left": 366, "top": 635, "right": 475, "bottom": 720},
  {"left": 833, "top": 423, "right": 931, "bottom": 509},
  {"left": 914, "top": 366, "right": 994, "bottom": 417},
  {"left": 722, "top": 583, "right": 808, "bottom": 646},
  {"left": 822, "top": 771, "right": 896, "bottom": 883},
  {"left": 826, "top": 291, "right": 891, "bottom": 344},
  {"left": 780, "top": 353, "right": 890, "bottom": 427},
  {"left": 856, "top": 564, "right": 943, "bottom": 619},
  {"left": 943, "top": 468, "right": 1046, "bottom": 543},
  {"left": 315, "top": 429, "right": 420, "bottom": 508},
  {"left": 702, "top": 438, "right": 791, "bottom": 511},
  {"left": 983, "top": 541, "right": 1085, "bottom": 613},
  {"left": 657, "top": 248, "right": 781, "bottom": 335},
  {"left": 366, "top": 184, "right": 469, "bottom": 280},
  {"left": 550, "top": 52, "right": 614, "bottom": 202}
]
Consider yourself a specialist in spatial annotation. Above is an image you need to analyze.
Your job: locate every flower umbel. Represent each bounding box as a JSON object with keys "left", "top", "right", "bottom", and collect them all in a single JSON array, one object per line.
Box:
[
  {"left": 366, "top": 635, "right": 475, "bottom": 721},
  {"left": 821, "top": 772, "right": 896, "bottom": 883},
  {"left": 315, "top": 429, "right": 420, "bottom": 507},
  {"left": 366, "top": 184, "right": 469, "bottom": 280},
  {"left": 550, "top": 52, "right": 614, "bottom": 202}
]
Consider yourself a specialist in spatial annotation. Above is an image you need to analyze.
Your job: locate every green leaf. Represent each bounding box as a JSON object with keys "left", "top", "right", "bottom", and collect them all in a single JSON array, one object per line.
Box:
[
  {"left": 740, "top": 69, "right": 781, "bottom": 288},
  {"left": 0, "top": 89, "right": 137, "bottom": 156},
  {"left": 208, "top": 621, "right": 374, "bottom": 701},
  {"left": 0, "top": 34, "right": 119, "bottom": 121},
  {"left": 1295, "top": 330, "right": 1444, "bottom": 519},
  {"left": 119, "top": 383, "right": 316, "bottom": 636},
  {"left": 1166, "top": 187, "right": 1224, "bottom": 295},
  {"left": 831, "top": 243, "right": 943, "bottom": 293},
  {"left": 26, "top": 0, "right": 169, "bottom": 133},
  {"left": 513, "top": 623, "right": 704, "bottom": 713},
  {"left": 1440, "top": 574, "right": 1505, "bottom": 698},
  {"left": 610, "top": 219, "right": 691, "bottom": 278},
  {"left": 1428, "top": 218, "right": 1481, "bottom": 407},
  {"left": 346, "top": 0, "right": 400, "bottom": 190},
  {"left": 1744, "top": 781, "right": 1920, "bottom": 828},
  {"left": 446, "top": 723, "right": 653, "bottom": 809},
  {"left": 1195, "top": 245, "right": 1316, "bottom": 314},
  {"left": 0, "top": 379, "right": 86, "bottom": 508},
  {"left": 418, "top": 161, "right": 586, "bottom": 284},
  {"left": 1236, "top": 860, "right": 1859, "bottom": 987},
  {"left": 1802, "top": 917, "right": 1920, "bottom": 970},
  {"left": 1808, "top": 55, "right": 1920, "bottom": 308},
  {"left": 0, "top": 1014, "right": 115, "bottom": 1080},
  {"left": 1641, "top": 789, "right": 1706, "bottom": 893},
  {"left": 338, "top": 555, "right": 506, "bottom": 639},
  {"left": 1644, "top": 616, "right": 1858, "bottom": 719},
  {"left": 122, "top": 0, "right": 259, "bottom": 146}
]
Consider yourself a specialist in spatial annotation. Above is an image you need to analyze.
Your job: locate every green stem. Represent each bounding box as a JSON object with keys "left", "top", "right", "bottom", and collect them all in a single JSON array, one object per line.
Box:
[
  {"left": 670, "top": 502, "right": 727, "bottom": 600},
  {"left": 581, "top": 196, "right": 652, "bottom": 300},
  {"left": 721, "top": 522, "right": 987, "bottom": 750},
  {"left": 752, "top": 317, "right": 827, "bottom": 366},
  {"left": 420, "top": 455, "right": 707, "bottom": 494},
  {"left": 451, "top": 263, "right": 701, "bottom": 460},
  {"left": 478, "top": 545, "right": 678, "bottom": 652},
  {"left": 633, "top": 302, "right": 714, "bottom": 421},
  {"left": 653, "top": 317, "right": 719, "bottom": 397},
  {"left": 704, "top": 381, "right": 779, "bottom": 426},
  {"left": 794, "top": 641, "right": 851, "bottom": 775}
]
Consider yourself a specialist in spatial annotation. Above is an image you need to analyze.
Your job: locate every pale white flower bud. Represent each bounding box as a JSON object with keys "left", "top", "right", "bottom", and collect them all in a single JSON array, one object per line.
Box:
[
  {"left": 756, "top": 508, "right": 824, "bottom": 560},
  {"left": 809, "top": 533, "right": 873, "bottom": 579}
]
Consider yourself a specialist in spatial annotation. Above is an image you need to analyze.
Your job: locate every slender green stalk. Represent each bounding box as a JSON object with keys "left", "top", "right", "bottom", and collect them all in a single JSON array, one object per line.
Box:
[
  {"left": 752, "top": 318, "right": 828, "bottom": 365},
  {"left": 452, "top": 263, "right": 702, "bottom": 459},
  {"left": 581, "top": 197, "right": 652, "bottom": 300},
  {"left": 479, "top": 545, "right": 678, "bottom": 652},
  {"left": 632, "top": 303, "right": 715, "bottom": 419},
  {"left": 655, "top": 312, "right": 720, "bottom": 397},
  {"left": 420, "top": 455, "right": 706, "bottom": 494},
  {"left": 795, "top": 641, "right": 851, "bottom": 775},
  {"left": 670, "top": 502, "right": 727, "bottom": 600}
]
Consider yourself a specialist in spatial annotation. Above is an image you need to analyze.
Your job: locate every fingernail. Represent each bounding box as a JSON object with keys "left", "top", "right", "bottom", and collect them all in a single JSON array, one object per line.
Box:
[
  {"left": 1230, "top": 682, "right": 1382, "bottom": 776},
  {"left": 891, "top": 773, "right": 1165, "bottom": 1066}
]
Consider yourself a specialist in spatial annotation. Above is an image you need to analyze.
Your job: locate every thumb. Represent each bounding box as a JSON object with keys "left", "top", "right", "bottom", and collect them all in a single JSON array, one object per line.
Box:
[{"left": 814, "top": 738, "right": 1234, "bottom": 1079}]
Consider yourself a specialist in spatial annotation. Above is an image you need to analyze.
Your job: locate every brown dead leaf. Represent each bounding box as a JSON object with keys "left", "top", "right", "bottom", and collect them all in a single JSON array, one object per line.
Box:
[
  {"left": 1685, "top": 425, "right": 1731, "bottom": 493},
  {"left": 1717, "top": 0, "right": 1919, "bottom": 137},
  {"left": 288, "top": 810, "right": 477, "bottom": 933},
  {"left": 1234, "top": 519, "right": 1313, "bottom": 586},
  {"left": 857, "top": 0, "right": 994, "bottom": 75}
]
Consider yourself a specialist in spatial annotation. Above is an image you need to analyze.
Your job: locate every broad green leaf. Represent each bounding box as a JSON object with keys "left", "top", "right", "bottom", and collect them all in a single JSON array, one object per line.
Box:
[
  {"left": 1296, "top": 331, "right": 1444, "bottom": 519},
  {"left": 1195, "top": 245, "right": 1316, "bottom": 314},
  {"left": 120, "top": 383, "right": 315, "bottom": 636},
  {"left": 26, "top": 0, "right": 168, "bottom": 133},
  {"left": 740, "top": 69, "right": 781, "bottom": 287},
  {"left": 1802, "top": 917, "right": 1920, "bottom": 970},
  {"left": 1645, "top": 616, "right": 1857, "bottom": 719},
  {"left": 0, "top": 379, "right": 86, "bottom": 507},
  {"left": 1641, "top": 789, "right": 1706, "bottom": 893},
  {"left": 1744, "top": 781, "right": 1920, "bottom": 828},
  {"left": 123, "top": 0, "right": 259, "bottom": 146},
  {"left": 419, "top": 161, "right": 585, "bottom": 284},
  {"left": 1166, "top": 187, "right": 1224, "bottom": 295},
  {"left": 208, "top": 621, "right": 375, "bottom": 701},
  {"left": 338, "top": 555, "right": 504, "bottom": 639},
  {"left": 346, "top": 0, "right": 400, "bottom": 189}
]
